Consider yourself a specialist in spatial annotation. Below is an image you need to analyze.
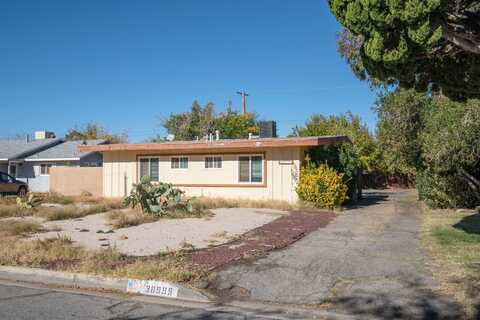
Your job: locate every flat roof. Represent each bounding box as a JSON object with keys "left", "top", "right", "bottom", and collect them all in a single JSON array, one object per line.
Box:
[{"left": 78, "top": 136, "right": 350, "bottom": 154}]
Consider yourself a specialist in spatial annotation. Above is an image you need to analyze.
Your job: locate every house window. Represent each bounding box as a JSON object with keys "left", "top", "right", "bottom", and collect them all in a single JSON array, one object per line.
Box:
[
  {"left": 205, "top": 156, "right": 222, "bottom": 169},
  {"left": 171, "top": 157, "right": 188, "bottom": 169},
  {"left": 238, "top": 155, "right": 263, "bottom": 183},
  {"left": 40, "top": 164, "right": 53, "bottom": 176},
  {"left": 139, "top": 158, "right": 159, "bottom": 181}
]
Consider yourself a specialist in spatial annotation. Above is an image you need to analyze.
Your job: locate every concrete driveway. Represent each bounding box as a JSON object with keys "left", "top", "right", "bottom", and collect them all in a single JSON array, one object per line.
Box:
[{"left": 214, "top": 190, "right": 463, "bottom": 319}]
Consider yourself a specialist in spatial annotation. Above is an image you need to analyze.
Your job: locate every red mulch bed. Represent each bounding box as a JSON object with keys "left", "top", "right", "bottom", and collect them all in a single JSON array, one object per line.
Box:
[{"left": 188, "top": 211, "right": 336, "bottom": 271}]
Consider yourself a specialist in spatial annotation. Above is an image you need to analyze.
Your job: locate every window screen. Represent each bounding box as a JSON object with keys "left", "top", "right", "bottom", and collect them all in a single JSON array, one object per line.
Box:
[
  {"left": 180, "top": 157, "right": 188, "bottom": 169},
  {"left": 251, "top": 156, "right": 263, "bottom": 183},
  {"left": 150, "top": 158, "right": 159, "bottom": 181},
  {"left": 139, "top": 158, "right": 159, "bottom": 182},
  {"left": 205, "top": 156, "right": 222, "bottom": 169},
  {"left": 238, "top": 155, "right": 263, "bottom": 183},
  {"left": 172, "top": 157, "right": 188, "bottom": 169},
  {"left": 40, "top": 164, "right": 52, "bottom": 175},
  {"left": 213, "top": 156, "right": 222, "bottom": 168},
  {"left": 171, "top": 158, "right": 179, "bottom": 169},
  {"left": 239, "top": 156, "right": 250, "bottom": 182},
  {"left": 140, "top": 159, "right": 149, "bottom": 179}
]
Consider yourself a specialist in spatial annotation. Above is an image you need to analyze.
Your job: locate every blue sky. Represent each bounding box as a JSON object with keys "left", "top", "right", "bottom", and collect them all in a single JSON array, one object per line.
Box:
[{"left": 0, "top": 1, "right": 378, "bottom": 141}]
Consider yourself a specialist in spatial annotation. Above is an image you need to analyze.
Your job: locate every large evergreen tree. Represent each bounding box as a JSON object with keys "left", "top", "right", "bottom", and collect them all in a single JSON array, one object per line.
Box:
[{"left": 330, "top": 1, "right": 480, "bottom": 100}]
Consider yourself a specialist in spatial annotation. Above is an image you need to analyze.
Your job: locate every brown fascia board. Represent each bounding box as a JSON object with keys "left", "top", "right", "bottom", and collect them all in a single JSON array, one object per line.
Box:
[{"left": 77, "top": 136, "right": 351, "bottom": 153}]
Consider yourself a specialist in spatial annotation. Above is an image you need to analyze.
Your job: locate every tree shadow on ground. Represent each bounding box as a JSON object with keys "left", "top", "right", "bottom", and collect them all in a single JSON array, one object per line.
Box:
[
  {"left": 344, "top": 190, "right": 391, "bottom": 210},
  {"left": 325, "top": 278, "right": 468, "bottom": 320},
  {"left": 112, "top": 308, "right": 306, "bottom": 320},
  {"left": 454, "top": 213, "right": 480, "bottom": 235}
]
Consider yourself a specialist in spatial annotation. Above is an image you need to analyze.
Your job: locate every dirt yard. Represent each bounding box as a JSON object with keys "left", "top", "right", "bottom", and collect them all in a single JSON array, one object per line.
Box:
[{"left": 31, "top": 208, "right": 283, "bottom": 256}]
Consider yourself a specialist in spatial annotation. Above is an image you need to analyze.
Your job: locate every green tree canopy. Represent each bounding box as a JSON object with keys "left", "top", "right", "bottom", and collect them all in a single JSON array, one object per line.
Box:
[
  {"left": 65, "top": 122, "right": 127, "bottom": 143},
  {"left": 292, "top": 112, "right": 378, "bottom": 169},
  {"left": 292, "top": 113, "right": 378, "bottom": 200},
  {"left": 418, "top": 97, "right": 480, "bottom": 208},
  {"left": 375, "top": 88, "right": 480, "bottom": 208},
  {"left": 161, "top": 101, "right": 259, "bottom": 141},
  {"left": 375, "top": 88, "right": 432, "bottom": 175},
  {"left": 330, "top": 1, "right": 480, "bottom": 100}
]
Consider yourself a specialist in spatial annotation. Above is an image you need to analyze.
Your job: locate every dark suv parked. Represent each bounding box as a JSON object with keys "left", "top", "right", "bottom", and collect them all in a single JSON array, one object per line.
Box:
[{"left": 0, "top": 172, "right": 28, "bottom": 196}]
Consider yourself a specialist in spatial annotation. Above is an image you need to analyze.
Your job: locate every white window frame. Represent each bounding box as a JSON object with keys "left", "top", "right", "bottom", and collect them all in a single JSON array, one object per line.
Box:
[
  {"left": 40, "top": 163, "right": 54, "bottom": 176},
  {"left": 138, "top": 157, "right": 160, "bottom": 182},
  {"left": 237, "top": 154, "right": 264, "bottom": 184},
  {"left": 170, "top": 156, "right": 189, "bottom": 170},
  {"left": 204, "top": 155, "right": 223, "bottom": 169}
]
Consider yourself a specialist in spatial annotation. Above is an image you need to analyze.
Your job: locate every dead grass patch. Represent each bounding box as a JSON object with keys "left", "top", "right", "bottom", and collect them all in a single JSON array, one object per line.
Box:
[
  {"left": 35, "top": 200, "right": 124, "bottom": 221},
  {"left": 0, "top": 220, "right": 44, "bottom": 237},
  {"left": 0, "top": 235, "right": 204, "bottom": 283},
  {"left": 191, "top": 197, "right": 299, "bottom": 211},
  {"left": 107, "top": 210, "right": 158, "bottom": 229},
  {"left": 0, "top": 205, "right": 33, "bottom": 218},
  {"left": 0, "top": 197, "right": 17, "bottom": 205},
  {"left": 421, "top": 206, "right": 480, "bottom": 317},
  {"left": 37, "top": 192, "right": 75, "bottom": 205}
]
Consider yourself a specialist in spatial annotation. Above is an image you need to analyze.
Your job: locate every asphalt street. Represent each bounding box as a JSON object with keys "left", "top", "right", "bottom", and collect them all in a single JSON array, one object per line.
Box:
[{"left": 0, "top": 281, "right": 319, "bottom": 320}]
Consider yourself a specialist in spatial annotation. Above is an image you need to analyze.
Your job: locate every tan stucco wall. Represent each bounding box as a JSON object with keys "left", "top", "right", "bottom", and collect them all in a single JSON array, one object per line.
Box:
[
  {"left": 50, "top": 167, "right": 103, "bottom": 197},
  {"left": 102, "top": 147, "right": 303, "bottom": 202}
]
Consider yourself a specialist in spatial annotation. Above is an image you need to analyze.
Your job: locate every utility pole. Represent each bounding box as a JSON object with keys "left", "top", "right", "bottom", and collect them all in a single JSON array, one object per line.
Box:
[{"left": 236, "top": 90, "right": 249, "bottom": 114}]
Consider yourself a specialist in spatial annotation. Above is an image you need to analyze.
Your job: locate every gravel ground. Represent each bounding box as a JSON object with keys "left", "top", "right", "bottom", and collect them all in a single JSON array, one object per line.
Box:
[{"left": 32, "top": 208, "right": 282, "bottom": 256}]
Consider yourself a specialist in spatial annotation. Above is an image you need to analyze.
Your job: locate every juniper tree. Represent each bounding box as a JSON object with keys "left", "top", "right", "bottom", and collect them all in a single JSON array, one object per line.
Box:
[{"left": 330, "top": 0, "right": 480, "bottom": 100}]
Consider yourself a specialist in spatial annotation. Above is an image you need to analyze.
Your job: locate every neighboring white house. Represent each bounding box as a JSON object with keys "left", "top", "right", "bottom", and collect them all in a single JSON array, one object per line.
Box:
[
  {"left": 78, "top": 136, "right": 350, "bottom": 203},
  {"left": 0, "top": 136, "right": 62, "bottom": 179},
  {"left": 0, "top": 133, "right": 105, "bottom": 193},
  {"left": 20, "top": 140, "right": 105, "bottom": 192}
]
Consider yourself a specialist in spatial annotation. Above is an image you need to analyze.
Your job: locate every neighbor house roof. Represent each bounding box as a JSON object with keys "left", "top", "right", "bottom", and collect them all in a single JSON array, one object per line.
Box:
[
  {"left": 0, "top": 138, "right": 62, "bottom": 161},
  {"left": 25, "top": 140, "right": 106, "bottom": 161},
  {"left": 78, "top": 136, "right": 350, "bottom": 154}
]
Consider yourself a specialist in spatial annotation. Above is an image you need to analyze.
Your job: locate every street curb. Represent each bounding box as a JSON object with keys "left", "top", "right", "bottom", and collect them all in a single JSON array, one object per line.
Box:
[{"left": 0, "top": 266, "right": 210, "bottom": 303}]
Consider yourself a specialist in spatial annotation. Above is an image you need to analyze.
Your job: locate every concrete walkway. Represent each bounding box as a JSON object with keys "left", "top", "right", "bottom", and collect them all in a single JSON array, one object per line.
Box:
[{"left": 215, "top": 190, "right": 464, "bottom": 319}]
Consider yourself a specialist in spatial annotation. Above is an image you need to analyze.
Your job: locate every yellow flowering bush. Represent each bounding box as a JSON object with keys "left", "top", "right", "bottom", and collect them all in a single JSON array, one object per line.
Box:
[{"left": 296, "top": 163, "right": 348, "bottom": 209}]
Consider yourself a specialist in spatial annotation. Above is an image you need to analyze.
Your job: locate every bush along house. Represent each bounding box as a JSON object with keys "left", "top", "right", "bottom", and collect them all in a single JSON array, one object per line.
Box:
[{"left": 79, "top": 126, "right": 350, "bottom": 203}]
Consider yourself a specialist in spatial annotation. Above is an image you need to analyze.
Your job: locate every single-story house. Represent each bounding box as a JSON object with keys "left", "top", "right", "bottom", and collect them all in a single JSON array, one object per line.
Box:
[
  {"left": 78, "top": 136, "right": 350, "bottom": 203},
  {"left": 21, "top": 139, "right": 105, "bottom": 192},
  {"left": 0, "top": 137, "right": 63, "bottom": 178}
]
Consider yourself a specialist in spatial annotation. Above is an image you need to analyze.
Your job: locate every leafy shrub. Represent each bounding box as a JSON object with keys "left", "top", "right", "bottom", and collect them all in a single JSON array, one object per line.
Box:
[
  {"left": 417, "top": 98, "right": 480, "bottom": 208},
  {"left": 16, "top": 194, "right": 42, "bottom": 209},
  {"left": 296, "top": 162, "right": 348, "bottom": 209},
  {"left": 123, "top": 177, "right": 193, "bottom": 216}
]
